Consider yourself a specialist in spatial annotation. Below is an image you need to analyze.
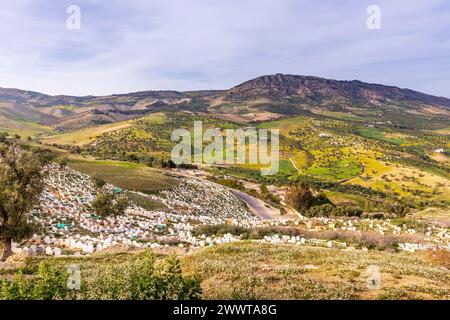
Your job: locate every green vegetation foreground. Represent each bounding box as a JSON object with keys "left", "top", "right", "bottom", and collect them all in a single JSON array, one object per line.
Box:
[{"left": 1, "top": 243, "right": 448, "bottom": 300}]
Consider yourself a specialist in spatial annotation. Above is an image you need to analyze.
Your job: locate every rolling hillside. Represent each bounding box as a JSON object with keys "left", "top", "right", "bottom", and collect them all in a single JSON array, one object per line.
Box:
[{"left": 1, "top": 74, "right": 450, "bottom": 135}]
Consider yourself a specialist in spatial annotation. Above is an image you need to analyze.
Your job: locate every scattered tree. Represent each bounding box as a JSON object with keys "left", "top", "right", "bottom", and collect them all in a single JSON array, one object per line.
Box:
[
  {"left": 92, "top": 174, "right": 106, "bottom": 190},
  {"left": 92, "top": 192, "right": 129, "bottom": 218},
  {"left": 0, "top": 132, "right": 8, "bottom": 143},
  {"left": 0, "top": 144, "right": 52, "bottom": 261},
  {"left": 59, "top": 156, "right": 69, "bottom": 169},
  {"left": 285, "top": 182, "right": 314, "bottom": 213}
]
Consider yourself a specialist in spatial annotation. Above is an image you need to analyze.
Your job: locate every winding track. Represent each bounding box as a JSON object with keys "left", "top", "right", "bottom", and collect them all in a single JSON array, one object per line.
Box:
[
  {"left": 229, "top": 189, "right": 279, "bottom": 220},
  {"left": 162, "top": 169, "right": 280, "bottom": 220}
]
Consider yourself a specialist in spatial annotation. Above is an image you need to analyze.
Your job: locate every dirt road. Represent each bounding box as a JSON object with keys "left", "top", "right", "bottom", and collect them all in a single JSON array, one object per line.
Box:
[
  {"left": 229, "top": 189, "right": 280, "bottom": 219},
  {"left": 163, "top": 169, "right": 280, "bottom": 220}
]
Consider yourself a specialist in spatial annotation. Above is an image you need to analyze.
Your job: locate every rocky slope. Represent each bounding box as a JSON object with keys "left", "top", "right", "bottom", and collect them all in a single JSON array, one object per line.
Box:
[
  {"left": 1, "top": 74, "right": 449, "bottom": 132},
  {"left": 225, "top": 74, "right": 450, "bottom": 109}
]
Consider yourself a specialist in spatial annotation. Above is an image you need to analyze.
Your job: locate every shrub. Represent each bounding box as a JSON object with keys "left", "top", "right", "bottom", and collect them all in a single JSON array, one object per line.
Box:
[
  {"left": 92, "top": 192, "right": 129, "bottom": 218},
  {"left": 0, "top": 251, "right": 202, "bottom": 300},
  {"left": 285, "top": 182, "right": 314, "bottom": 213},
  {"left": 92, "top": 174, "right": 106, "bottom": 189},
  {"left": 305, "top": 204, "right": 362, "bottom": 217},
  {"left": 1, "top": 263, "right": 70, "bottom": 300},
  {"left": 59, "top": 156, "right": 69, "bottom": 169}
]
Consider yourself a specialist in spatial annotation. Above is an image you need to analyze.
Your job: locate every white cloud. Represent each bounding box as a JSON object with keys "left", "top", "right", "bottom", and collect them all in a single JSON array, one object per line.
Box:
[{"left": 0, "top": 0, "right": 449, "bottom": 97}]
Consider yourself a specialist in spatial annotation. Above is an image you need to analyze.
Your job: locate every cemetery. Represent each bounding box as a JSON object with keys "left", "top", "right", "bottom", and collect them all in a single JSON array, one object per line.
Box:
[{"left": 7, "top": 164, "right": 449, "bottom": 258}]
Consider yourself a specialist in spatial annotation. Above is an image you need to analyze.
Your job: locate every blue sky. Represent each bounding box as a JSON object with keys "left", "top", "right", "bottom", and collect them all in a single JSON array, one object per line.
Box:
[{"left": 1, "top": 0, "right": 449, "bottom": 97}]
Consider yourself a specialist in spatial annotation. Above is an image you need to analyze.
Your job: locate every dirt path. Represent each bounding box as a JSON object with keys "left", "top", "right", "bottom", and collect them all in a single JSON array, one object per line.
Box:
[
  {"left": 163, "top": 169, "right": 280, "bottom": 220},
  {"left": 289, "top": 158, "right": 301, "bottom": 172},
  {"left": 229, "top": 189, "right": 280, "bottom": 220}
]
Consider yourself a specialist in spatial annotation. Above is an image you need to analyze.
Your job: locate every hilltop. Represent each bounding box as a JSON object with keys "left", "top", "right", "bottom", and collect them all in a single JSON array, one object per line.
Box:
[{"left": 1, "top": 74, "right": 450, "bottom": 134}]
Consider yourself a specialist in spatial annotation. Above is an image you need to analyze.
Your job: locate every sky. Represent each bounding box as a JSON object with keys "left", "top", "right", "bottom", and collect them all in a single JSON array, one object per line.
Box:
[{"left": 0, "top": 0, "right": 450, "bottom": 97}]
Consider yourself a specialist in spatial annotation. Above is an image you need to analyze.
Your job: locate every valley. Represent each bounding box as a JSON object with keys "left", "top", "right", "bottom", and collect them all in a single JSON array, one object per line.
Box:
[{"left": 0, "top": 74, "right": 449, "bottom": 300}]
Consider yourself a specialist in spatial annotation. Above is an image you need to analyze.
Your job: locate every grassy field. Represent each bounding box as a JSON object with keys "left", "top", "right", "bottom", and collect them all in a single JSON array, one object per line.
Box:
[
  {"left": 323, "top": 191, "right": 368, "bottom": 209},
  {"left": 277, "top": 159, "right": 297, "bottom": 175},
  {"left": 68, "top": 159, "right": 178, "bottom": 193},
  {"left": 29, "top": 108, "right": 449, "bottom": 205},
  {"left": 290, "top": 150, "right": 313, "bottom": 170},
  {"left": 346, "top": 161, "right": 450, "bottom": 201},
  {"left": 41, "top": 121, "right": 133, "bottom": 146},
  {"left": 2, "top": 242, "right": 448, "bottom": 300},
  {"left": 0, "top": 115, "right": 53, "bottom": 137},
  {"left": 182, "top": 242, "right": 449, "bottom": 300},
  {"left": 40, "top": 112, "right": 168, "bottom": 147},
  {"left": 306, "top": 159, "right": 362, "bottom": 181},
  {"left": 356, "top": 126, "right": 405, "bottom": 145},
  {"left": 311, "top": 109, "right": 365, "bottom": 121}
]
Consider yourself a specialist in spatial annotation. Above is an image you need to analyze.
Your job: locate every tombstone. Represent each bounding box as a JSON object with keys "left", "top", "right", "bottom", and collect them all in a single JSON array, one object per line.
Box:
[
  {"left": 44, "top": 236, "right": 52, "bottom": 245},
  {"left": 13, "top": 247, "right": 23, "bottom": 254},
  {"left": 75, "top": 241, "right": 84, "bottom": 249},
  {"left": 86, "top": 243, "right": 94, "bottom": 254},
  {"left": 54, "top": 248, "right": 62, "bottom": 256}
]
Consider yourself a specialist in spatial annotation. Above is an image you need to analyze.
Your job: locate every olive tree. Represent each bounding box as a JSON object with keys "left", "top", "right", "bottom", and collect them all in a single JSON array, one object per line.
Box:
[
  {"left": 285, "top": 182, "right": 314, "bottom": 213},
  {"left": 92, "top": 192, "right": 129, "bottom": 218},
  {"left": 0, "top": 144, "right": 52, "bottom": 261}
]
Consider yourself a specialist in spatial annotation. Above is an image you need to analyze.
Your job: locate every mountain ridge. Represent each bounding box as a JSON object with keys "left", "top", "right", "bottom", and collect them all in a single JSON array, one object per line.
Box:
[
  {"left": 1, "top": 74, "right": 449, "bottom": 133},
  {"left": 2, "top": 73, "right": 449, "bottom": 103},
  {"left": 226, "top": 74, "right": 450, "bottom": 108}
]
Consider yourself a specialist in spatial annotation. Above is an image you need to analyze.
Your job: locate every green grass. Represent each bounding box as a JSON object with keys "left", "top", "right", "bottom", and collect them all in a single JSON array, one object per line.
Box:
[
  {"left": 68, "top": 159, "right": 178, "bottom": 194},
  {"left": 277, "top": 159, "right": 297, "bottom": 175},
  {"left": 2, "top": 242, "right": 447, "bottom": 300},
  {"left": 311, "top": 109, "right": 365, "bottom": 121},
  {"left": 41, "top": 121, "right": 133, "bottom": 146},
  {"left": 307, "top": 159, "right": 361, "bottom": 181},
  {"left": 291, "top": 150, "right": 313, "bottom": 170},
  {"left": 182, "top": 242, "right": 450, "bottom": 300},
  {"left": 356, "top": 126, "right": 404, "bottom": 145},
  {"left": 324, "top": 191, "right": 368, "bottom": 209},
  {"left": 0, "top": 115, "right": 53, "bottom": 137},
  {"left": 127, "top": 191, "right": 168, "bottom": 211}
]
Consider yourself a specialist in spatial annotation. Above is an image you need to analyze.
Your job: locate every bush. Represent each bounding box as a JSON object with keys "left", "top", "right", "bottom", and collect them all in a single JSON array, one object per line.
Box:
[
  {"left": 285, "top": 182, "right": 314, "bottom": 213},
  {"left": 92, "top": 174, "right": 106, "bottom": 189},
  {"left": 1, "top": 263, "right": 70, "bottom": 300},
  {"left": 59, "top": 156, "right": 69, "bottom": 169},
  {"left": 305, "top": 204, "right": 362, "bottom": 217},
  {"left": 92, "top": 192, "right": 129, "bottom": 218},
  {"left": 0, "top": 251, "right": 202, "bottom": 300}
]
